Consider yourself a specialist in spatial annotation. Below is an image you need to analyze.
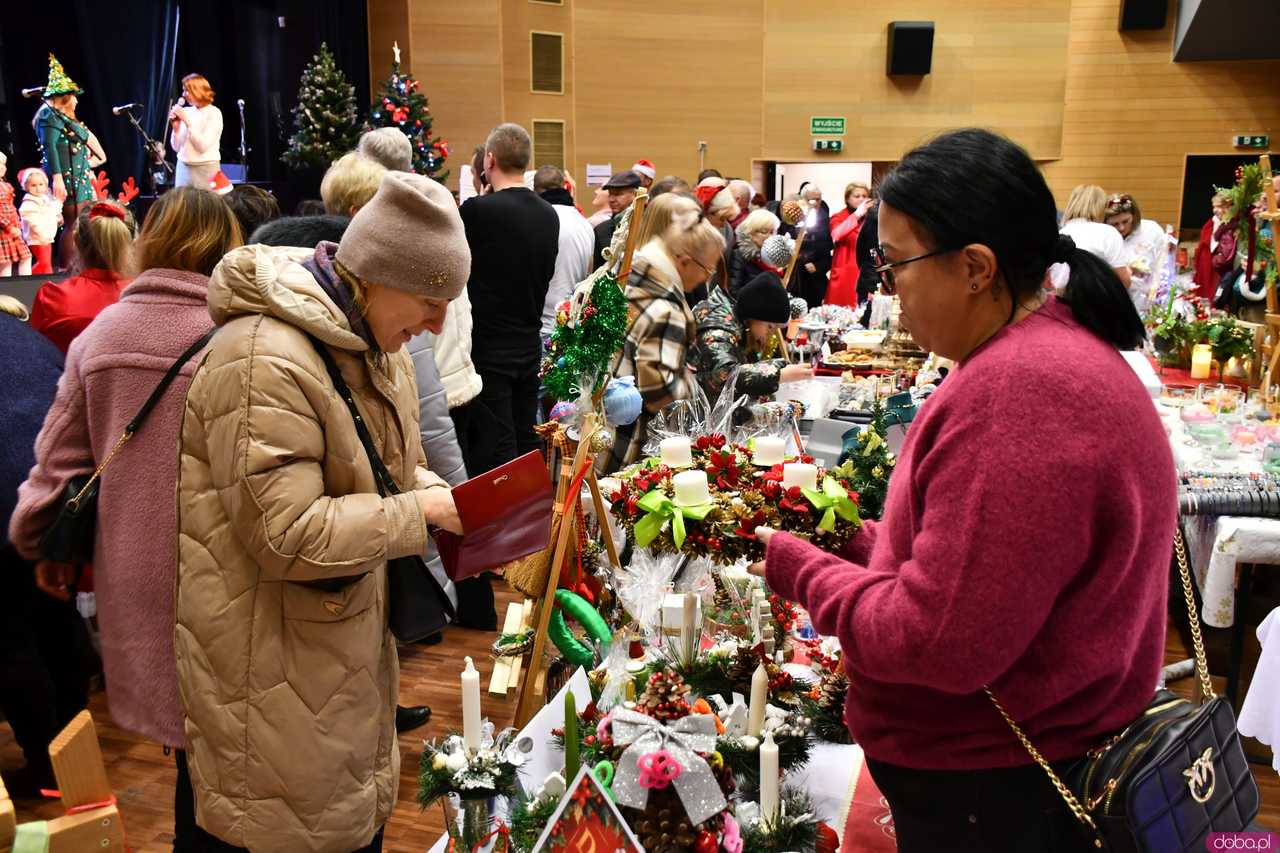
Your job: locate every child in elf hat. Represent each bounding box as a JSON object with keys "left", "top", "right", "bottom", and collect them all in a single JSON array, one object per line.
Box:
[
  {"left": 0, "top": 153, "right": 33, "bottom": 276},
  {"left": 18, "top": 167, "right": 63, "bottom": 275}
]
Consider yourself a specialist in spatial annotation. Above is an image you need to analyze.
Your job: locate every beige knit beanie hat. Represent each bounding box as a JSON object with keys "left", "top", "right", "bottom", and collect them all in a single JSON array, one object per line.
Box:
[{"left": 335, "top": 171, "right": 471, "bottom": 299}]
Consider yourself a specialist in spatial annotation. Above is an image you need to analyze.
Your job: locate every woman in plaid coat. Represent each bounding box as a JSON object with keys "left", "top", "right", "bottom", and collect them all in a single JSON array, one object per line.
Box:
[{"left": 602, "top": 198, "right": 725, "bottom": 474}]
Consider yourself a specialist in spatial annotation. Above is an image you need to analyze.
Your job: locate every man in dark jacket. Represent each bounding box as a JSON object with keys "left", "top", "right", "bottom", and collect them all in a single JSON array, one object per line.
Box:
[
  {"left": 855, "top": 201, "right": 881, "bottom": 322},
  {"left": 593, "top": 170, "right": 641, "bottom": 269},
  {"left": 0, "top": 311, "right": 98, "bottom": 796}
]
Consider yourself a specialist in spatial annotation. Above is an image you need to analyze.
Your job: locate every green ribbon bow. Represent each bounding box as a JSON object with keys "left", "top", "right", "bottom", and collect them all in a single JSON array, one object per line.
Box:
[
  {"left": 801, "top": 476, "right": 861, "bottom": 533},
  {"left": 634, "top": 489, "right": 714, "bottom": 550}
]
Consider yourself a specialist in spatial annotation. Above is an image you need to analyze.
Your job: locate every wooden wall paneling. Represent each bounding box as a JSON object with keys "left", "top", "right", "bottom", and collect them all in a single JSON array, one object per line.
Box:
[
  {"left": 1043, "top": 0, "right": 1280, "bottom": 228},
  {"left": 367, "top": 0, "right": 412, "bottom": 99},
  {"left": 502, "top": 0, "right": 575, "bottom": 183},
  {"left": 572, "top": 0, "right": 765, "bottom": 204},
  {"left": 761, "top": 0, "right": 1070, "bottom": 164},
  {"left": 407, "top": 0, "right": 504, "bottom": 193}
]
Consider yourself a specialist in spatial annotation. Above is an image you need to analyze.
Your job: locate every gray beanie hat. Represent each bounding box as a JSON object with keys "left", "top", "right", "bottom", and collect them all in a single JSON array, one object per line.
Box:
[
  {"left": 761, "top": 233, "right": 795, "bottom": 268},
  {"left": 335, "top": 171, "right": 471, "bottom": 299}
]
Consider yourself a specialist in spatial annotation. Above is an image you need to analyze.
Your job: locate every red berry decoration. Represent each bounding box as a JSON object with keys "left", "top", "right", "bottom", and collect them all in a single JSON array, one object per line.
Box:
[{"left": 694, "top": 830, "right": 719, "bottom": 853}]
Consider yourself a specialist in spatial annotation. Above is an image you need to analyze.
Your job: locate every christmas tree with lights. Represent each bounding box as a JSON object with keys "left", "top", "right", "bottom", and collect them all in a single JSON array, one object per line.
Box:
[
  {"left": 282, "top": 43, "right": 361, "bottom": 171},
  {"left": 367, "top": 43, "right": 450, "bottom": 181}
]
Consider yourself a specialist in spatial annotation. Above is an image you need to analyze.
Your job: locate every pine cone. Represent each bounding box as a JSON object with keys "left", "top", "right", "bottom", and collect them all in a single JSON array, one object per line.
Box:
[
  {"left": 817, "top": 669, "right": 848, "bottom": 711},
  {"left": 629, "top": 789, "right": 696, "bottom": 852},
  {"left": 711, "top": 572, "right": 733, "bottom": 614},
  {"left": 638, "top": 669, "right": 691, "bottom": 722}
]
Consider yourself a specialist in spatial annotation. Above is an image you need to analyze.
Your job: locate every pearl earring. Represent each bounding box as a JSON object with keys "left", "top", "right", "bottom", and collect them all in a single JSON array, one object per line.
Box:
[{"left": 969, "top": 282, "right": 979, "bottom": 292}]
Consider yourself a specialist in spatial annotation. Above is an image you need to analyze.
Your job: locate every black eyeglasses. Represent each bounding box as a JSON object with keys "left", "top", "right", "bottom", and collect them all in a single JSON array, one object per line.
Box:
[{"left": 869, "top": 245, "right": 953, "bottom": 294}]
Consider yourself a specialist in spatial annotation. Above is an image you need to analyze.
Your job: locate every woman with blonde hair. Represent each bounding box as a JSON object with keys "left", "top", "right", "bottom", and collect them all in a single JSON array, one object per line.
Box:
[
  {"left": 726, "top": 208, "right": 782, "bottom": 299},
  {"left": 322, "top": 151, "right": 388, "bottom": 216},
  {"left": 169, "top": 73, "right": 224, "bottom": 189},
  {"left": 29, "top": 200, "right": 137, "bottom": 353},
  {"left": 604, "top": 195, "right": 725, "bottom": 472},
  {"left": 174, "top": 172, "right": 466, "bottom": 851},
  {"left": 1052, "top": 184, "right": 1130, "bottom": 291},
  {"left": 10, "top": 186, "right": 241, "bottom": 844},
  {"left": 826, "top": 181, "right": 874, "bottom": 307}
]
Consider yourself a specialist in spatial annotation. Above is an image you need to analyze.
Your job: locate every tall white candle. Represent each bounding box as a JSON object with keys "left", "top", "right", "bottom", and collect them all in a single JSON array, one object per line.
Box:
[
  {"left": 753, "top": 436, "right": 786, "bottom": 466},
  {"left": 660, "top": 436, "right": 694, "bottom": 468},
  {"left": 461, "top": 656, "right": 482, "bottom": 753},
  {"left": 760, "top": 730, "right": 780, "bottom": 824},
  {"left": 747, "top": 663, "right": 768, "bottom": 737},
  {"left": 673, "top": 469, "right": 710, "bottom": 507},
  {"left": 782, "top": 462, "right": 818, "bottom": 491}
]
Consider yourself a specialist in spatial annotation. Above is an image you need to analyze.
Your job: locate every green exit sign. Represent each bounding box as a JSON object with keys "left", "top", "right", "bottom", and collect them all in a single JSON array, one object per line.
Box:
[
  {"left": 810, "top": 116, "right": 846, "bottom": 136},
  {"left": 813, "top": 138, "right": 844, "bottom": 153},
  {"left": 1234, "top": 134, "right": 1270, "bottom": 148}
]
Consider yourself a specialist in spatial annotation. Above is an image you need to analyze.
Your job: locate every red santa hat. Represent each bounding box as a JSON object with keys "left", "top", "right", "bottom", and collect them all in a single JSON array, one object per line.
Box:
[
  {"left": 631, "top": 159, "right": 656, "bottom": 181},
  {"left": 209, "top": 170, "right": 233, "bottom": 196},
  {"left": 695, "top": 182, "right": 735, "bottom": 216}
]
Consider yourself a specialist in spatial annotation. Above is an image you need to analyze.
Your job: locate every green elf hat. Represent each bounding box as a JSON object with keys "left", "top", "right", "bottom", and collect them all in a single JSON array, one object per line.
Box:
[{"left": 43, "top": 53, "right": 83, "bottom": 97}]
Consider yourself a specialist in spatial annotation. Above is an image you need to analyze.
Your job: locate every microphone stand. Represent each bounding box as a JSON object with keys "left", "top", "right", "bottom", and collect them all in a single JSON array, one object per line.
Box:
[
  {"left": 237, "top": 101, "right": 250, "bottom": 182},
  {"left": 119, "top": 107, "right": 173, "bottom": 194}
]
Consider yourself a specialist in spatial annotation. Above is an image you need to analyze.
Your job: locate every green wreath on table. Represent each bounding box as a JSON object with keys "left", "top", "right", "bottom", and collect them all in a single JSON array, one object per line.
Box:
[{"left": 548, "top": 588, "right": 612, "bottom": 667}]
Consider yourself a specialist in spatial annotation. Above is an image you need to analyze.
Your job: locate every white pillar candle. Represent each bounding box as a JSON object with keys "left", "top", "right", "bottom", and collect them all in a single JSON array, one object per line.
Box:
[
  {"left": 1190, "top": 344, "right": 1213, "bottom": 381},
  {"left": 680, "top": 592, "right": 698, "bottom": 666},
  {"left": 753, "top": 436, "right": 786, "bottom": 466},
  {"left": 673, "top": 469, "right": 711, "bottom": 507},
  {"left": 747, "top": 662, "right": 768, "bottom": 737},
  {"left": 659, "top": 436, "right": 693, "bottom": 468},
  {"left": 461, "top": 656, "right": 482, "bottom": 754},
  {"left": 760, "top": 730, "right": 780, "bottom": 824},
  {"left": 782, "top": 462, "right": 818, "bottom": 491}
]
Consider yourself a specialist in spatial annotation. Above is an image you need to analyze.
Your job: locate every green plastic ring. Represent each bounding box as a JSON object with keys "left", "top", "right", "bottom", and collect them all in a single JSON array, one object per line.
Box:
[{"left": 547, "top": 588, "right": 612, "bottom": 667}]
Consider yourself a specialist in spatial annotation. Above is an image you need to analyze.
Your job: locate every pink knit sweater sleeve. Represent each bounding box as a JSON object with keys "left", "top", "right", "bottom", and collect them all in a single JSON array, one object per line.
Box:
[
  {"left": 765, "top": 377, "right": 1094, "bottom": 695},
  {"left": 8, "top": 340, "right": 97, "bottom": 559}
]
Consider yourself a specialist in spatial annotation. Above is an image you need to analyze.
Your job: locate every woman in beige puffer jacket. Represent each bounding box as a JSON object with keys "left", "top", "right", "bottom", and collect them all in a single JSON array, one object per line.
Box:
[{"left": 175, "top": 172, "right": 470, "bottom": 852}]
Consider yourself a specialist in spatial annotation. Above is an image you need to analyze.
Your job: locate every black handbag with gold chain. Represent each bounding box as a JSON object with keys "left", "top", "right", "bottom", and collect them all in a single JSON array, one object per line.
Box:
[{"left": 986, "top": 528, "right": 1260, "bottom": 851}]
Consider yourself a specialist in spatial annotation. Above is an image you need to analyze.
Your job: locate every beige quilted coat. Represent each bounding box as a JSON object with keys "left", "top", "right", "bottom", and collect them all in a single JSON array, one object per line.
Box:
[{"left": 175, "top": 244, "right": 445, "bottom": 852}]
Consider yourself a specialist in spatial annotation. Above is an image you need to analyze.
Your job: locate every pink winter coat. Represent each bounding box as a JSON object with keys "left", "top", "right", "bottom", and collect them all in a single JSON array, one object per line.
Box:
[{"left": 9, "top": 268, "right": 214, "bottom": 748}]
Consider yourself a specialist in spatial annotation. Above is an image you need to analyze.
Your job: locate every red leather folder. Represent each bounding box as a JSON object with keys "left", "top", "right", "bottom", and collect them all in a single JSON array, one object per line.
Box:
[{"left": 433, "top": 450, "right": 553, "bottom": 582}]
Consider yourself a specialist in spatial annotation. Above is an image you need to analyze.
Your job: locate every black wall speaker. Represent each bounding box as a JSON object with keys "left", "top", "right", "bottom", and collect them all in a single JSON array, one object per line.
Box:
[
  {"left": 887, "top": 21, "right": 935, "bottom": 75},
  {"left": 1118, "top": 0, "right": 1167, "bottom": 30}
]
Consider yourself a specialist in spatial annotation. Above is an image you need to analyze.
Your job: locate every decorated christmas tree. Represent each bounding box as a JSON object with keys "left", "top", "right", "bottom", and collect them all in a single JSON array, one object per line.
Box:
[
  {"left": 834, "top": 401, "right": 897, "bottom": 520},
  {"left": 282, "top": 43, "right": 361, "bottom": 171},
  {"left": 367, "top": 43, "right": 450, "bottom": 181}
]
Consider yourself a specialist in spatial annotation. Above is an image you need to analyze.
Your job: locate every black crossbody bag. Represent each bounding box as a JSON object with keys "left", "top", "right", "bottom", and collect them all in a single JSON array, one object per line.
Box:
[
  {"left": 39, "top": 329, "right": 217, "bottom": 564},
  {"left": 986, "top": 527, "right": 1259, "bottom": 851},
  {"left": 307, "top": 335, "right": 454, "bottom": 642}
]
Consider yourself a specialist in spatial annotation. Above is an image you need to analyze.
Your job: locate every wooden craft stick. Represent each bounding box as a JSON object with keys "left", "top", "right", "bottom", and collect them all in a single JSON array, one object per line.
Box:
[
  {"left": 48, "top": 711, "right": 112, "bottom": 810},
  {"left": 489, "top": 602, "right": 526, "bottom": 694},
  {"left": 782, "top": 228, "right": 808, "bottom": 291},
  {"left": 515, "top": 415, "right": 599, "bottom": 727},
  {"left": 48, "top": 808, "right": 126, "bottom": 853},
  {"left": 509, "top": 599, "right": 535, "bottom": 690},
  {"left": 616, "top": 189, "right": 650, "bottom": 284},
  {"left": 587, "top": 473, "right": 623, "bottom": 570}
]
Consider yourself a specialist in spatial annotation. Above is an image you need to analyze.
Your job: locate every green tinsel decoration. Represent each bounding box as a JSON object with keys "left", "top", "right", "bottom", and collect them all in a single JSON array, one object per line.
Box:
[
  {"left": 541, "top": 270, "right": 629, "bottom": 403},
  {"left": 740, "top": 787, "right": 821, "bottom": 853}
]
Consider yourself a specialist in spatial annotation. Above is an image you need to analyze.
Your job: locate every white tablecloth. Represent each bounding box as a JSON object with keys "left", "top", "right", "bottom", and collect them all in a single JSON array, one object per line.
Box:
[{"left": 1160, "top": 400, "right": 1280, "bottom": 628}]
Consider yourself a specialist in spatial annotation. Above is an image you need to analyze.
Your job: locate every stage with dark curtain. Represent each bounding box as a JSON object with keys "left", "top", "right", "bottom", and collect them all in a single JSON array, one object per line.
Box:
[{"left": 0, "top": 0, "right": 370, "bottom": 213}]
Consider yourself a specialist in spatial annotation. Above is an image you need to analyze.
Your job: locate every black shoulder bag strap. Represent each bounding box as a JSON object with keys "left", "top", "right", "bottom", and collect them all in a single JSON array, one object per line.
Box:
[
  {"left": 127, "top": 328, "right": 218, "bottom": 435},
  {"left": 305, "top": 335, "right": 455, "bottom": 624}
]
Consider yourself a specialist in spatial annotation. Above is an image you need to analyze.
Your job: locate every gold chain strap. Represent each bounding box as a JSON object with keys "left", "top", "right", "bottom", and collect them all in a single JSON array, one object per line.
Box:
[
  {"left": 983, "top": 686, "right": 1104, "bottom": 848},
  {"left": 985, "top": 527, "right": 1211, "bottom": 848},
  {"left": 1174, "top": 527, "right": 1215, "bottom": 700},
  {"left": 67, "top": 431, "right": 132, "bottom": 510}
]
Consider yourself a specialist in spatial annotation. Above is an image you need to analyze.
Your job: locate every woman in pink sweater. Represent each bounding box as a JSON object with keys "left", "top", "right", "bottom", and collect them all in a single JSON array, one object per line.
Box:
[
  {"left": 9, "top": 188, "right": 240, "bottom": 841},
  {"left": 755, "top": 129, "right": 1175, "bottom": 852}
]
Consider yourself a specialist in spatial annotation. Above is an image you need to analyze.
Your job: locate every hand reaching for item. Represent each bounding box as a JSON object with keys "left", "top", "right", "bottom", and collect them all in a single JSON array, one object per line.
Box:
[
  {"left": 780, "top": 365, "right": 814, "bottom": 383},
  {"left": 417, "top": 486, "right": 463, "bottom": 534},
  {"left": 746, "top": 527, "right": 777, "bottom": 577}
]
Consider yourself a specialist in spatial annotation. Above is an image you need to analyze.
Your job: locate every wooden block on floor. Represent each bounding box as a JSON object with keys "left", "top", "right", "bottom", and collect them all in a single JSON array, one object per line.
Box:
[{"left": 489, "top": 602, "right": 525, "bottom": 695}]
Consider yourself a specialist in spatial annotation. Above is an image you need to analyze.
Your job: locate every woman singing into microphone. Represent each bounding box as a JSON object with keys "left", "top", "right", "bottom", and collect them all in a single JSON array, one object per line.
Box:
[{"left": 169, "top": 73, "right": 223, "bottom": 189}]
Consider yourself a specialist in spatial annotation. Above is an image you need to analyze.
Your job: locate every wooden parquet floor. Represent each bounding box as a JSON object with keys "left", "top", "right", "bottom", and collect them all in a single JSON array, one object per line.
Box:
[{"left": 2, "top": 585, "right": 1276, "bottom": 851}]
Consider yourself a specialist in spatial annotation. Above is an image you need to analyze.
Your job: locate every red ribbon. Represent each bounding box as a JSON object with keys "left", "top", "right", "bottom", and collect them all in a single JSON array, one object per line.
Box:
[{"left": 40, "top": 789, "right": 131, "bottom": 851}]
